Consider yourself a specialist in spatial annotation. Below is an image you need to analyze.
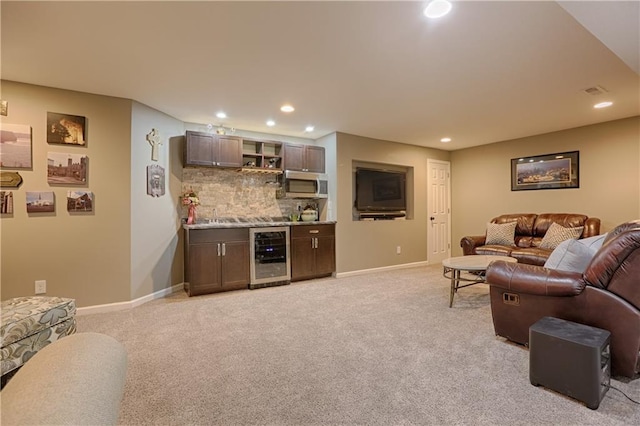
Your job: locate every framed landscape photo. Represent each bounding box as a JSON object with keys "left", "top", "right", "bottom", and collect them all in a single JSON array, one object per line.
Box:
[
  {"left": 67, "top": 190, "right": 93, "bottom": 212},
  {"left": 47, "top": 112, "right": 86, "bottom": 145},
  {"left": 0, "top": 123, "right": 32, "bottom": 169},
  {"left": 511, "top": 151, "right": 579, "bottom": 191},
  {"left": 26, "top": 191, "right": 55, "bottom": 213},
  {"left": 47, "top": 152, "right": 88, "bottom": 185}
]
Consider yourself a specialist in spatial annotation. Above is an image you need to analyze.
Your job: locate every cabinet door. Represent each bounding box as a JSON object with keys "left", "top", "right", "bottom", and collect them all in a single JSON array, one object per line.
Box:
[
  {"left": 188, "top": 243, "right": 221, "bottom": 295},
  {"left": 216, "top": 136, "right": 243, "bottom": 167},
  {"left": 314, "top": 235, "right": 335, "bottom": 277},
  {"left": 291, "top": 237, "right": 316, "bottom": 281},
  {"left": 185, "top": 132, "right": 215, "bottom": 166},
  {"left": 305, "top": 146, "right": 325, "bottom": 173},
  {"left": 283, "top": 144, "right": 305, "bottom": 171},
  {"left": 220, "top": 240, "right": 250, "bottom": 289}
]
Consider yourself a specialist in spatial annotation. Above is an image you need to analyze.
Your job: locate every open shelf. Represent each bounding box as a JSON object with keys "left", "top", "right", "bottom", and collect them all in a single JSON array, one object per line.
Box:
[{"left": 241, "top": 138, "right": 283, "bottom": 171}]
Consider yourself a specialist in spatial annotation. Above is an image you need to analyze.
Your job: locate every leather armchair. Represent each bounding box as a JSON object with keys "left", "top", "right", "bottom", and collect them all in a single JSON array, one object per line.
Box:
[{"left": 485, "top": 220, "right": 640, "bottom": 378}]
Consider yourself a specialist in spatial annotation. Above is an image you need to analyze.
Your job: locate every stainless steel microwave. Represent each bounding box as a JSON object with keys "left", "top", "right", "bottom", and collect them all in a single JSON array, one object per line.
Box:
[{"left": 277, "top": 170, "right": 328, "bottom": 199}]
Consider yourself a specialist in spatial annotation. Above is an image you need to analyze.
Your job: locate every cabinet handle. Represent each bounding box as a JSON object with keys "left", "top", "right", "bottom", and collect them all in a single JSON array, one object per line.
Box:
[
  {"left": 222, "top": 243, "right": 226, "bottom": 256},
  {"left": 311, "top": 239, "right": 315, "bottom": 249},
  {"left": 217, "top": 243, "right": 221, "bottom": 257},
  {"left": 314, "top": 237, "right": 318, "bottom": 249},
  {"left": 309, "top": 230, "right": 319, "bottom": 234}
]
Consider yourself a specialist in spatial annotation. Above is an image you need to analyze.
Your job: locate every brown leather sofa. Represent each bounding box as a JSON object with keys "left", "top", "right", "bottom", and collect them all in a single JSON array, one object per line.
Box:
[
  {"left": 461, "top": 213, "right": 601, "bottom": 265},
  {"left": 485, "top": 220, "right": 640, "bottom": 378}
]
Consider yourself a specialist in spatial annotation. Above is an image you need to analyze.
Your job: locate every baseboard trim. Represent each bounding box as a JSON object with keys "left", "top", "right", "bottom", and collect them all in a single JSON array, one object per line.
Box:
[
  {"left": 76, "top": 262, "right": 431, "bottom": 314},
  {"left": 335, "top": 261, "right": 429, "bottom": 278},
  {"left": 76, "top": 283, "right": 184, "bottom": 315}
]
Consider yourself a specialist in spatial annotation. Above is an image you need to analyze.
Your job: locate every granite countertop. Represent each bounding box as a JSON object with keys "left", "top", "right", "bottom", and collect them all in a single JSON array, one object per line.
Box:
[{"left": 183, "top": 220, "right": 336, "bottom": 230}]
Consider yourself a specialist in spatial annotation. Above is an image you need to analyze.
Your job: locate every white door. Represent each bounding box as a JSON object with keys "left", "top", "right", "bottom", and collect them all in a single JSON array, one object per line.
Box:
[{"left": 427, "top": 159, "right": 451, "bottom": 264}]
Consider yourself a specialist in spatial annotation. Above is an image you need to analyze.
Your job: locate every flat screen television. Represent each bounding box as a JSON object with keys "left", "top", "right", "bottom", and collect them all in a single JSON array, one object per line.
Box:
[{"left": 355, "top": 167, "right": 406, "bottom": 212}]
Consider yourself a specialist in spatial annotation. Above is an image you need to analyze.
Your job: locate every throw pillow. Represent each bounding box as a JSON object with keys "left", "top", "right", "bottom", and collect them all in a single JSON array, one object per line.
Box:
[
  {"left": 539, "top": 222, "right": 584, "bottom": 250},
  {"left": 544, "top": 238, "right": 594, "bottom": 273},
  {"left": 485, "top": 221, "right": 517, "bottom": 245},
  {"left": 576, "top": 233, "right": 608, "bottom": 251}
]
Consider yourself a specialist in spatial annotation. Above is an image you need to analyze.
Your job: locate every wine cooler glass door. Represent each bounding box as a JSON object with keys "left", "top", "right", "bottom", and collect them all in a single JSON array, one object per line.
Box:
[{"left": 250, "top": 227, "right": 291, "bottom": 285}]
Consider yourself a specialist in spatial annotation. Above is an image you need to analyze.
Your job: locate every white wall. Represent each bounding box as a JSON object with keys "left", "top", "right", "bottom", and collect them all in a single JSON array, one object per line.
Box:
[
  {"left": 315, "top": 132, "right": 337, "bottom": 221},
  {"left": 130, "top": 102, "right": 185, "bottom": 300}
]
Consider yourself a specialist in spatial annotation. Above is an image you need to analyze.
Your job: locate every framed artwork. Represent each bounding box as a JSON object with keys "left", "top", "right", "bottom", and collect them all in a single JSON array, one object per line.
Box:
[
  {"left": 26, "top": 191, "right": 55, "bottom": 213},
  {"left": 1, "top": 191, "right": 14, "bottom": 214},
  {"left": 511, "top": 151, "right": 579, "bottom": 191},
  {"left": 0, "top": 123, "right": 32, "bottom": 169},
  {"left": 47, "top": 152, "right": 88, "bottom": 185},
  {"left": 0, "top": 100, "right": 8, "bottom": 116},
  {"left": 47, "top": 112, "right": 86, "bottom": 145},
  {"left": 147, "top": 164, "right": 165, "bottom": 197},
  {"left": 67, "top": 190, "right": 93, "bottom": 212}
]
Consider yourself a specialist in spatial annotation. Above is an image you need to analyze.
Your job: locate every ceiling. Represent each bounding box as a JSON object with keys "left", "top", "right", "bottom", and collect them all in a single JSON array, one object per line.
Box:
[{"left": 2, "top": 1, "right": 638, "bottom": 150}]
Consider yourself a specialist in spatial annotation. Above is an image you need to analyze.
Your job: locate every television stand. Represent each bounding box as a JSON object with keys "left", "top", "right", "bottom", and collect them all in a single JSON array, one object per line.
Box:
[{"left": 359, "top": 212, "right": 406, "bottom": 220}]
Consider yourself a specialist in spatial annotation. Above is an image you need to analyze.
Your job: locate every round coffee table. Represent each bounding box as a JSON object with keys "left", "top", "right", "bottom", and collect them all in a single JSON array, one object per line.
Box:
[{"left": 442, "top": 255, "right": 517, "bottom": 307}]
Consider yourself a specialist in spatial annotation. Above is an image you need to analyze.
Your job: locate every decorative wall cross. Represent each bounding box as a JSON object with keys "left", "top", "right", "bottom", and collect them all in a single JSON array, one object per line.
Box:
[{"left": 146, "top": 128, "right": 162, "bottom": 161}]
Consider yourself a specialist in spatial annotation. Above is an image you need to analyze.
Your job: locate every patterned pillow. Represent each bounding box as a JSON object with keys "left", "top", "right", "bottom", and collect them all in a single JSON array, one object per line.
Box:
[
  {"left": 539, "top": 222, "right": 584, "bottom": 250},
  {"left": 485, "top": 221, "right": 517, "bottom": 245}
]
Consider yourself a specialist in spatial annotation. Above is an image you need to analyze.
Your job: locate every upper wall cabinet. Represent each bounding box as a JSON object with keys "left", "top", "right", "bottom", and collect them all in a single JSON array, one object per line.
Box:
[
  {"left": 283, "top": 144, "right": 325, "bottom": 173},
  {"left": 184, "top": 131, "right": 243, "bottom": 168}
]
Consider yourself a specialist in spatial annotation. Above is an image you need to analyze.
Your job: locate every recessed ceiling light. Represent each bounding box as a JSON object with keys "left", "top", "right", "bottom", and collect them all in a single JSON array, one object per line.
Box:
[
  {"left": 305, "top": 126, "right": 315, "bottom": 132},
  {"left": 216, "top": 112, "right": 227, "bottom": 119},
  {"left": 440, "top": 137, "right": 452, "bottom": 143},
  {"left": 424, "top": 0, "right": 452, "bottom": 19},
  {"left": 280, "top": 105, "right": 295, "bottom": 113},
  {"left": 266, "top": 120, "right": 275, "bottom": 127},
  {"left": 594, "top": 101, "right": 613, "bottom": 109}
]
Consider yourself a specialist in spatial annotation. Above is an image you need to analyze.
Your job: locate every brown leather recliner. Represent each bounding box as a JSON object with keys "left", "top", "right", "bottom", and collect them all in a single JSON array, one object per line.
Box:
[{"left": 485, "top": 220, "right": 640, "bottom": 378}]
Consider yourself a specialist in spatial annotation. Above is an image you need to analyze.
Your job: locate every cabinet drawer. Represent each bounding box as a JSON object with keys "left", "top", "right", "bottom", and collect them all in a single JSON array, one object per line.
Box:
[
  {"left": 188, "top": 228, "right": 249, "bottom": 244},
  {"left": 291, "top": 224, "right": 335, "bottom": 238}
]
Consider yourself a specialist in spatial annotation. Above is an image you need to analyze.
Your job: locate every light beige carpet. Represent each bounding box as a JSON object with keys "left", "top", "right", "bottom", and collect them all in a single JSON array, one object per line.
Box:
[{"left": 77, "top": 264, "right": 639, "bottom": 425}]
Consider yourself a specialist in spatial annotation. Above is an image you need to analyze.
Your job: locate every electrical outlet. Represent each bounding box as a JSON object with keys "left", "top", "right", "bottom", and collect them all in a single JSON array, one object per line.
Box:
[
  {"left": 396, "top": 246, "right": 401, "bottom": 255},
  {"left": 35, "top": 280, "right": 46, "bottom": 294}
]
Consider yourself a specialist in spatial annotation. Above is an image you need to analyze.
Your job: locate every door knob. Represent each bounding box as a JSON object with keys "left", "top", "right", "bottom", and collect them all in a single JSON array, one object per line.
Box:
[{"left": 430, "top": 216, "right": 435, "bottom": 221}]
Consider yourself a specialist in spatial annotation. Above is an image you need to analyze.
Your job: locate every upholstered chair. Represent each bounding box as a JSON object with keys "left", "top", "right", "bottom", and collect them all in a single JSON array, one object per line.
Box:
[{"left": 485, "top": 220, "right": 640, "bottom": 378}]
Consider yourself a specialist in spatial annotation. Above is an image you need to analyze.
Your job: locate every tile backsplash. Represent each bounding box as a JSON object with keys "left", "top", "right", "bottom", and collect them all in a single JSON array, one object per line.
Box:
[{"left": 181, "top": 168, "right": 310, "bottom": 220}]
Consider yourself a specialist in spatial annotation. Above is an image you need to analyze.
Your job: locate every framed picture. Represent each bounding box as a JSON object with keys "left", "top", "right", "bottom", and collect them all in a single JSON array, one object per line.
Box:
[
  {"left": 0, "top": 100, "right": 8, "bottom": 116},
  {"left": 26, "top": 191, "right": 55, "bottom": 213},
  {"left": 1, "top": 191, "right": 14, "bottom": 214},
  {"left": 0, "top": 123, "right": 32, "bottom": 169},
  {"left": 67, "top": 190, "right": 93, "bottom": 212},
  {"left": 147, "top": 164, "right": 165, "bottom": 197},
  {"left": 47, "top": 152, "right": 88, "bottom": 185},
  {"left": 47, "top": 112, "right": 86, "bottom": 145},
  {"left": 511, "top": 151, "right": 579, "bottom": 191}
]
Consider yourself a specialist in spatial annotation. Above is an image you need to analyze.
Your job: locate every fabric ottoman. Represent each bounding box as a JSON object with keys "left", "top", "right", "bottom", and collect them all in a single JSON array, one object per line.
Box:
[{"left": 1, "top": 296, "right": 76, "bottom": 376}]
